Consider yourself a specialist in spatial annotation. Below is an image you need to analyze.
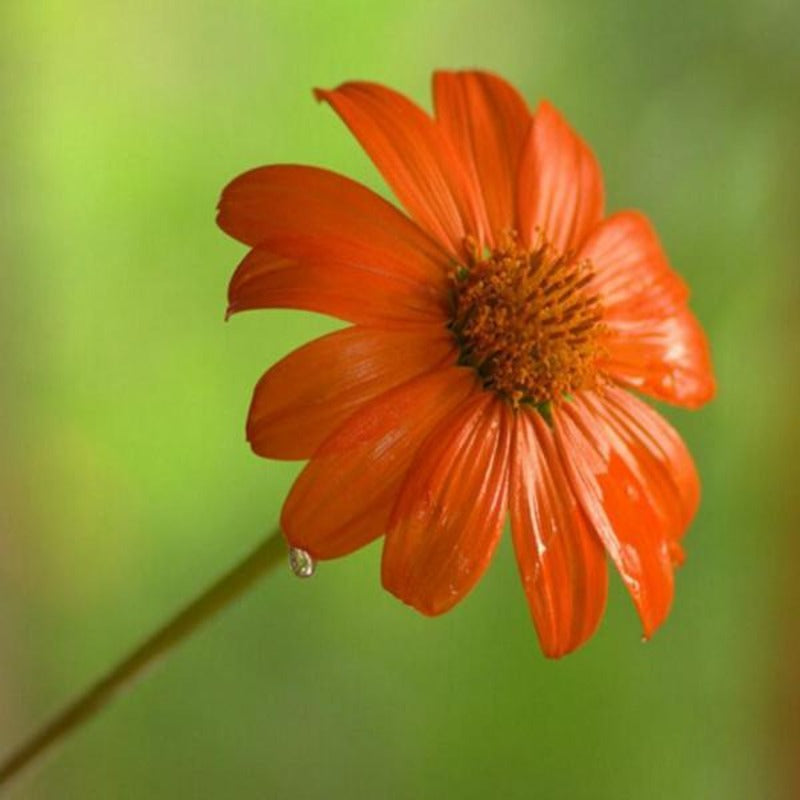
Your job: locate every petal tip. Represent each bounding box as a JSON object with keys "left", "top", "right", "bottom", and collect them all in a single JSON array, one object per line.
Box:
[
  {"left": 225, "top": 299, "right": 241, "bottom": 319},
  {"left": 381, "top": 571, "right": 450, "bottom": 618},
  {"left": 636, "top": 601, "right": 670, "bottom": 642},
  {"left": 535, "top": 98, "right": 558, "bottom": 117},
  {"left": 698, "top": 374, "right": 718, "bottom": 406},
  {"left": 541, "top": 646, "right": 569, "bottom": 660}
]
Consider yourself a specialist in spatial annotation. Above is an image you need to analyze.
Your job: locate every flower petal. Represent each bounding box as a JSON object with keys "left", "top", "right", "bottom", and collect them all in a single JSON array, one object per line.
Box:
[
  {"left": 248, "top": 324, "right": 456, "bottom": 460},
  {"left": 585, "top": 388, "right": 700, "bottom": 545},
  {"left": 518, "top": 101, "right": 604, "bottom": 254},
  {"left": 553, "top": 390, "right": 684, "bottom": 638},
  {"left": 382, "top": 393, "right": 512, "bottom": 616},
  {"left": 510, "top": 408, "right": 608, "bottom": 658},
  {"left": 600, "top": 312, "right": 715, "bottom": 409},
  {"left": 581, "top": 211, "right": 715, "bottom": 407},
  {"left": 315, "top": 81, "right": 484, "bottom": 256},
  {"left": 433, "top": 70, "right": 531, "bottom": 243},
  {"left": 281, "top": 367, "right": 478, "bottom": 560},
  {"left": 227, "top": 239, "right": 447, "bottom": 326},
  {"left": 220, "top": 164, "right": 453, "bottom": 325},
  {"left": 217, "top": 164, "right": 449, "bottom": 286}
]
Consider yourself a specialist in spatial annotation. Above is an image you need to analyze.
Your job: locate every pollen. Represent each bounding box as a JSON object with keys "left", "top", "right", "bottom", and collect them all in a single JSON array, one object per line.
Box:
[{"left": 450, "top": 232, "right": 606, "bottom": 407}]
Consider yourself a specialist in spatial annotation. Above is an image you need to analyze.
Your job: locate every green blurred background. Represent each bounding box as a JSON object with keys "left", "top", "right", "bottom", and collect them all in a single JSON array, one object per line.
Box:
[{"left": 2, "top": 1, "right": 798, "bottom": 798}]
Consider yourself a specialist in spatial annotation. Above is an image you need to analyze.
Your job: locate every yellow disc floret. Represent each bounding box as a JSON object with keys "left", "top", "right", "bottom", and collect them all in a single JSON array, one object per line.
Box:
[{"left": 450, "top": 232, "right": 606, "bottom": 407}]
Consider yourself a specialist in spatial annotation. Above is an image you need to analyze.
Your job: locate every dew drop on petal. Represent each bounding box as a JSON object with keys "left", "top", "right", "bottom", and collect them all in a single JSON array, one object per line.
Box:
[{"left": 288, "top": 547, "right": 315, "bottom": 578}]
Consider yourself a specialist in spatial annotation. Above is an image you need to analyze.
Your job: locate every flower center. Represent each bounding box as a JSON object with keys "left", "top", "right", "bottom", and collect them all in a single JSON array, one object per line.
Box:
[{"left": 450, "top": 233, "right": 605, "bottom": 407}]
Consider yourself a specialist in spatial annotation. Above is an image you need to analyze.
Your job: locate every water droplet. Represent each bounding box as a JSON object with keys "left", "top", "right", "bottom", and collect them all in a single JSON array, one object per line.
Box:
[{"left": 288, "top": 547, "right": 315, "bottom": 578}]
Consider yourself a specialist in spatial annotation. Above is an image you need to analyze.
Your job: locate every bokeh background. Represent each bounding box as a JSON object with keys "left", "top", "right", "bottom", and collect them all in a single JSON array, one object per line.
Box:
[{"left": 2, "top": 1, "right": 798, "bottom": 798}]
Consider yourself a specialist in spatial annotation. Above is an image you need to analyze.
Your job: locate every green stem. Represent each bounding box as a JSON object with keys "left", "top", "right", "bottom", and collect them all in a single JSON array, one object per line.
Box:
[{"left": 0, "top": 528, "right": 287, "bottom": 787}]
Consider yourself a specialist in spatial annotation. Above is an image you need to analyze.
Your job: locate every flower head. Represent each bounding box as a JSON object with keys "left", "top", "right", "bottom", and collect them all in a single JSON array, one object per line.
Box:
[{"left": 217, "top": 71, "right": 715, "bottom": 657}]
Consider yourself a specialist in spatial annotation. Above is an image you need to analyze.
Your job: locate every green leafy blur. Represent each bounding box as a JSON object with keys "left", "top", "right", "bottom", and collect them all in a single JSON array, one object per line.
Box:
[{"left": 2, "top": 1, "right": 798, "bottom": 798}]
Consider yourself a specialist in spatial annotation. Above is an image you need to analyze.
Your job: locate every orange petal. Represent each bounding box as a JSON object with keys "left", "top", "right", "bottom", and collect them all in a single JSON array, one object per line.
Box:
[
  {"left": 510, "top": 408, "right": 608, "bottom": 658},
  {"left": 583, "top": 388, "right": 700, "bottom": 542},
  {"left": 281, "top": 367, "right": 478, "bottom": 560},
  {"left": 518, "top": 101, "right": 604, "bottom": 254},
  {"left": 382, "top": 393, "right": 512, "bottom": 616},
  {"left": 217, "top": 164, "right": 449, "bottom": 286},
  {"left": 433, "top": 70, "right": 531, "bottom": 244},
  {"left": 581, "top": 211, "right": 688, "bottom": 311},
  {"left": 227, "top": 241, "right": 447, "bottom": 326},
  {"left": 315, "top": 82, "right": 484, "bottom": 256},
  {"left": 581, "top": 211, "right": 715, "bottom": 408},
  {"left": 248, "top": 324, "right": 456, "bottom": 460},
  {"left": 554, "top": 392, "right": 678, "bottom": 639}
]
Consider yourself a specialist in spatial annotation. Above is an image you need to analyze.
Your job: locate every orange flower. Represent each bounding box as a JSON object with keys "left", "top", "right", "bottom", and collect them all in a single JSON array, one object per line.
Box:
[{"left": 217, "top": 71, "right": 715, "bottom": 657}]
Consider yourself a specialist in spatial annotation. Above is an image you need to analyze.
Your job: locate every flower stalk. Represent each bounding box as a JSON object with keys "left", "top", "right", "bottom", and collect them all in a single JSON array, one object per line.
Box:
[{"left": 0, "top": 528, "right": 288, "bottom": 787}]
